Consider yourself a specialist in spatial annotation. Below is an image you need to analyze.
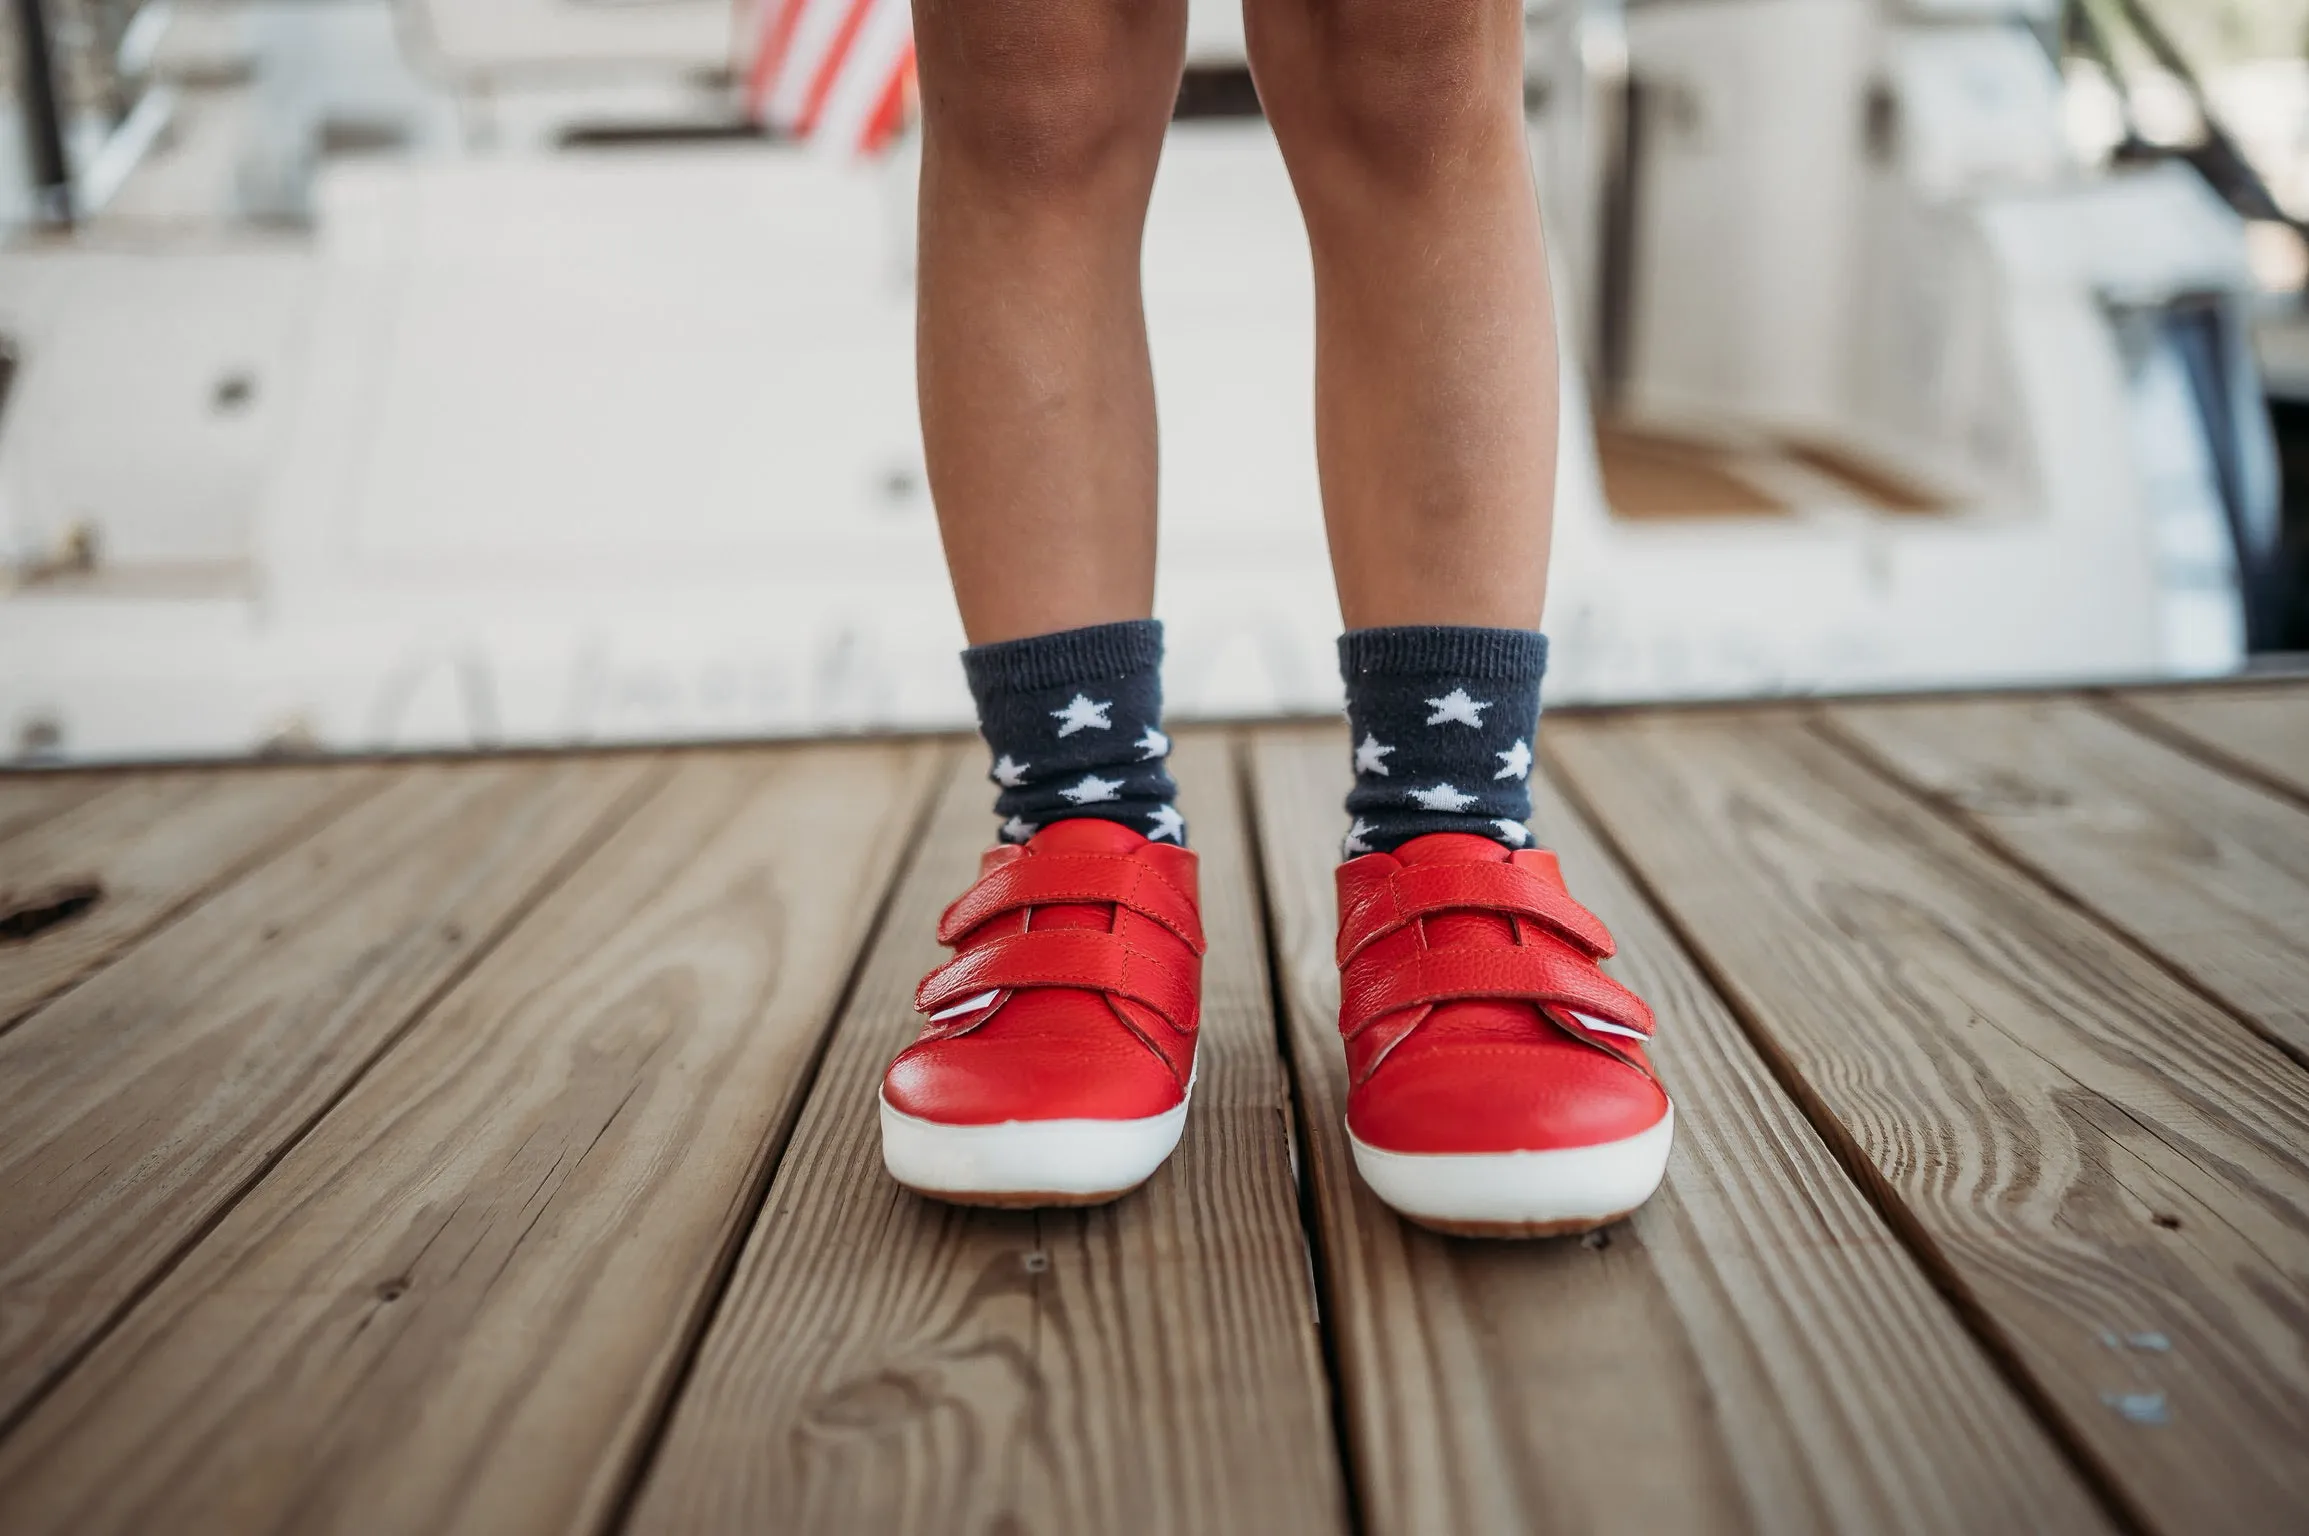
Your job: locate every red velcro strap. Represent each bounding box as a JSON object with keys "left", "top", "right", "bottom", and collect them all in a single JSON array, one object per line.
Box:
[
  {"left": 1339, "top": 945, "right": 1653, "bottom": 1042},
  {"left": 916, "top": 930, "right": 1198, "bottom": 1033},
  {"left": 937, "top": 855, "right": 1206, "bottom": 953},
  {"left": 1337, "top": 862, "right": 1615, "bottom": 967}
]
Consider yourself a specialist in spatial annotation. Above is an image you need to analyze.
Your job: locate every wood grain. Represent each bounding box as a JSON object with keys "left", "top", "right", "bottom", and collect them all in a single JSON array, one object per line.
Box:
[
  {"left": 0, "top": 765, "right": 379, "bottom": 1029},
  {"left": 0, "top": 756, "right": 654, "bottom": 1435},
  {"left": 625, "top": 733, "right": 1348, "bottom": 1536},
  {"left": 2110, "top": 683, "right": 2309, "bottom": 801},
  {"left": 1547, "top": 709, "right": 2309, "bottom": 1536},
  {"left": 0, "top": 773, "right": 111, "bottom": 847},
  {"left": 1248, "top": 723, "right": 2111, "bottom": 1536},
  {"left": 1829, "top": 696, "right": 2309, "bottom": 1064},
  {"left": 0, "top": 743, "right": 938, "bottom": 1536}
]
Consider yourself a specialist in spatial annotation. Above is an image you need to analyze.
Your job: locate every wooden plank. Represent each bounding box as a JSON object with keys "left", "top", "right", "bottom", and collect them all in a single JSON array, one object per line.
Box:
[
  {"left": 1247, "top": 723, "right": 2112, "bottom": 1536},
  {"left": 1546, "top": 710, "right": 2309, "bottom": 1536},
  {"left": 0, "top": 773, "right": 110, "bottom": 847},
  {"left": 1830, "top": 696, "right": 2309, "bottom": 1064},
  {"left": 626, "top": 734, "right": 1348, "bottom": 1536},
  {"left": 0, "top": 754, "right": 655, "bottom": 1436},
  {"left": 0, "top": 765, "right": 380, "bottom": 1030},
  {"left": 0, "top": 743, "right": 939, "bottom": 1536},
  {"left": 2110, "top": 682, "right": 2309, "bottom": 801}
]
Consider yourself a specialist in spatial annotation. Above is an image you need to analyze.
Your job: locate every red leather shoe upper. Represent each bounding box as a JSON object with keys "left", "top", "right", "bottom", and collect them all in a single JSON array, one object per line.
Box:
[
  {"left": 1335, "top": 832, "right": 1667, "bottom": 1155},
  {"left": 884, "top": 818, "right": 1204, "bottom": 1125}
]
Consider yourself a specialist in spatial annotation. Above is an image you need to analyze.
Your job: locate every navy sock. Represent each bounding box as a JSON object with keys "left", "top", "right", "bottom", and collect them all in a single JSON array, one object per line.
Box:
[
  {"left": 1338, "top": 625, "right": 1547, "bottom": 858},
  {"left": 961, "top": 619, "right": 1185, "bottom": 847}
]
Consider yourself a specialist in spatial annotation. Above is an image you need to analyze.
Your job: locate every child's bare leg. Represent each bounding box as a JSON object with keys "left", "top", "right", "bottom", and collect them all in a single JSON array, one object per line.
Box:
[
  {"left": 1243, "top": 6, "right": 1668, "bottom": 1239},
  {"left": 1245, "top": 0, "right": 1557, "bottom": 629},
  {"left": 882, "top": 2, "right": 1201, "bottom": 1212},
  {"left": 913, "top": 0, "right": 1188, "bottom": 645}
]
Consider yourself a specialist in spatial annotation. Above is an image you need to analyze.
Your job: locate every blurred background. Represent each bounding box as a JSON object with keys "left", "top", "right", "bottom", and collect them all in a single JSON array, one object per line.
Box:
[{"left": 1, "top": 0, "right": 2305, "bottom": 762}]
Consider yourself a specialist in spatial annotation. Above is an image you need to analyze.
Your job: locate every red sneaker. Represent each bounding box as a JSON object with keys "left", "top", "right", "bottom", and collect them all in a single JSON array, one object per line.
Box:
[
  {"left": 881, "top": 818, "right": 1204, "bottom": 1206},
  {"left": 1334, "top": 832, "right": 1672, "bottom": 1236}
]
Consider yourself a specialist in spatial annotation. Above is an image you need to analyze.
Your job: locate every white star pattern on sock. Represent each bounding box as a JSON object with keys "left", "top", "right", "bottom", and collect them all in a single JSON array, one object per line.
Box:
[
  {"left": 1410, "top": 782, "right": 1478, "bottom": 812},
  {"left": 1492, "top": 819, "right": 1530, "bottom": 846},
  {"left": 1424, "top": 688, "right": 1491, "bottom": 728},
  {"left": 1493, "top": 739, "right": 1532, "bottom": 781},
  {"left": 1050, "top": 694, "right": 1114, "bottom": 737},
  {"left": 1342, "top": 817, "right": 1375, "bottom": 856},
  {"left": 1001, "top": 815, "right": 1036, "bottom": 842},
  {"left": 1353, "top": 733, "right": 1395, "bottom": 776},
  {"left": 1135, "top": 725, "right": 1170, "bottom": 760},
  {"left": 992, "top": 754, "right": 1030, "bottom": 787},
  {"left": 1146, "top": 803, "right": 1185, "bottom": 842},
  {"left": 1060, "top": 773, "right": 1125, "bottom": 805}
]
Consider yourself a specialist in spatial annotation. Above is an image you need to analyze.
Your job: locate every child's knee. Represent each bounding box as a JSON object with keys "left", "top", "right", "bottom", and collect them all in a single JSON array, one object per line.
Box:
[
  {"left": 1253, "top": 0, "right": 1522, "bottom": 183},
  {"left": 919, "top": 0, "right": 1177, "bottom": 194}
]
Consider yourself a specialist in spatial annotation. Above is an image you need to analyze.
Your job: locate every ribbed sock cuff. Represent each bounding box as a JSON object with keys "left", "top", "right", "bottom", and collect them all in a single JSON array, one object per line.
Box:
[
  {"left": 962, "top": 619, "right": 1166, "bottom": 701},
  {"left": 1338, "top": 625, "right": 1549, "bottom": 682}
]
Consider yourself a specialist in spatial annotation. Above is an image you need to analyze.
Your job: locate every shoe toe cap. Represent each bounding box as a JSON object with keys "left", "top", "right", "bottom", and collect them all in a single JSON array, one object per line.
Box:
[
  {"left": 1348, "top": 1036, "right": 1668, "bottom": 1156},
  {"left": 884, "top": 993, "right": 1188, "bottom": 1125}
]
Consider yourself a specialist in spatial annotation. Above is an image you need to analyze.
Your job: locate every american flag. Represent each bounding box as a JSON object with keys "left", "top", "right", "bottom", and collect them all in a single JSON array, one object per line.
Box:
[{"left": 743, "top": 0, "right": 917, "bottom": 156}]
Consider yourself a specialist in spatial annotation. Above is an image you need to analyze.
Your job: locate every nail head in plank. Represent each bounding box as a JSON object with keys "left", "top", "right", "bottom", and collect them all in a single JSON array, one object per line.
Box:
[
  {"left": 626, "top": 733, "right": 1348, "bottom": 1536},
  {"left": 1830, "top": 695, "right": 2309, "bottom": 1063},
  {"left": 0, "top": 764, "right": 380, "bottom": 1029},
  {"left": 1249, "top": 723, "right": 2111, "bottom": 1536},
  {"left": 0, "top": 743, "right": 939, "bottom": 1536},
  {"left": 1547, "top": 709, "right": 2309, "bottom": 1535},
  {"left": 0, "top": 755, "right": 656, "bottom": 1437}
]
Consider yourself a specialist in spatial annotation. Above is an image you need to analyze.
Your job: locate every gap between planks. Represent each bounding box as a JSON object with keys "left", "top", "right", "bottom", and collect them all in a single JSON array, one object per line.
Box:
[
  {"left": 0, "top": 774, "right": 115, "bottom": 847},
  {"left": 1245, "top": 722, "right": 2109, "bottom": 1536},
  {"left": 623, "top": 731, "right": 1347, "bottom": 1536},
  {"left": 1230, "top": 733, "right": 1373, "bottom": 1536},
  {"left": 1817, "top": 696, "right": 2309, "bottom": 1070},
  {"left": 0, "top": 755, "right": 667, "bottom": 1444},
  {"left": 2097, "top": 683, "right": 2309, "bottom": 807},
  {"left": 6, "top": 691, "right": 2299, "bottom": 1535},
  {"left": 0, "top": 742, "right": 943, "bottom": 1536},
  {"left": 1545, "top": 706, "right": 2309, "bottom": 1536},
  {"left": 0, "top": 763, "right": 387, "bottom": 1034},
  {"left": 595, "top": 738, "right": 960, "bottom": 1536}
]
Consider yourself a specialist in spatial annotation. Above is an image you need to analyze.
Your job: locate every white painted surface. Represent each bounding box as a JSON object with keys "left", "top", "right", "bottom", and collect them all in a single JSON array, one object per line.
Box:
[
  {"left": 0, "top": 241, "right": 313, "bottom": 569},
  {"left": 405, "top": 0, "right": 734, "bottom": 75},
  {"left": 1622, "top": 0, "right": 1873, "bottom": 439},
  {"left": 0, "top": 0, "right": 2266, "bottom": 761}
]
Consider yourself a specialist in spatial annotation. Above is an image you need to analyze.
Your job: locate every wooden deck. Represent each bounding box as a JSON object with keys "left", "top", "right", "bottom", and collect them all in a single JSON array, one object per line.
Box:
[{"left": 1, "top": 682, "right": 2306, "bottom": 1535}]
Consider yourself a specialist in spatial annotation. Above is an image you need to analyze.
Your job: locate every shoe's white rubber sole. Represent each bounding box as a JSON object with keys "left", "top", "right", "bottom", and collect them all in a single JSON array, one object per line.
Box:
[
  {"left": 879, "top": 1087, "right": 1192, "bottom": 1208},
  {"left": 1349, "top": 1104, "right": 1675, "bottom": 1237}
]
